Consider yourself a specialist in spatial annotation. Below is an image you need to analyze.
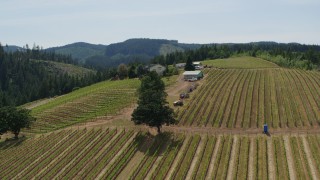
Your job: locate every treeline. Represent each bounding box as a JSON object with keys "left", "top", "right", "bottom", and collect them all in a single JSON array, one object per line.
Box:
[
  {"left": 85, "top": 54, "right": 151, "bottom": 70},
  {"left": 0, "top": 44, "right": 103, "bottom": 107},
  {"left": 16, "top": 44, "right": 76, "bottom": 65},
  {"left": 152, "top": 42, "right": 320, "bottom": 70}
]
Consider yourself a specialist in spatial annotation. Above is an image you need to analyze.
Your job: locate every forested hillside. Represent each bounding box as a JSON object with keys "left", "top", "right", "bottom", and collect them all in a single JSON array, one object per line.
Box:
[
  {"left": 44, "top": 39, "right": 201, "bottom": 69},
  {"left": 46, "top": 42, "right": 105, "bottom": 63},
  {"left": 0, "top": 44, "right": 100, "bottom": 107},
  {"left": 152, "top": 42, "right": 320, "bottom": 70},
  {"left": 85, "top": 39, "right": 200, "bottom": 69}
]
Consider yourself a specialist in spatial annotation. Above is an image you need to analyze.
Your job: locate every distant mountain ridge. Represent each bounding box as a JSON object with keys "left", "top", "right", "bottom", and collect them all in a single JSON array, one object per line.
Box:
[
  {"left": 5, "top": 39, "right": 320, "bottom": 69},
  {"left": 3, "top": 45, "right": 24, "bottom": 52},
  {"left": 46, "top": 42, "right": 106, "bottom": 63},
  {"left": 42, "top": 38, "right": 202, "bottom": 69}
]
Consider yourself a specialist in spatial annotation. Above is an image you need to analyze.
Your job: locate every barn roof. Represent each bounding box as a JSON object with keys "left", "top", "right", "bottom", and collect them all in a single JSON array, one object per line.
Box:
[
  {"left": 183, "top": 71, "right": 202, "bottom": 75},
  {"left": 193, "top": 62, "right": 202, "bottom": 65}
]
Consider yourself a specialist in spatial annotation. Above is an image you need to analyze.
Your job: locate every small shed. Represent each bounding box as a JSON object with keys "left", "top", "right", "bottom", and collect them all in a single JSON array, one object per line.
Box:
[{"left": 183, "top": 71, "right": 204, "bottom": 80}]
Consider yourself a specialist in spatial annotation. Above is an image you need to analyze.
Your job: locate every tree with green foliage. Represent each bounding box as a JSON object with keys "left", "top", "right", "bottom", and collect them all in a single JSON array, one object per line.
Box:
[
  {"left": 131, "top": 71, "right": 176, "bottom": 133},
  {"left": 0, "top": 106, "right": 35, "bottom": 138},
  {"left": 136, "top": 64, "right": 147, "bottom": 78},
  {"left": 184, "top": 56, "right": 195, "bottom": 71},
  {"left": 117, "top": 63, "right": 128, "bottom": 80},
  {"left": 128, "top": 65, "right": 136, "bottom": 79},
  {"left": 0, "top": 114, "right": 8, "bottom": 136}
]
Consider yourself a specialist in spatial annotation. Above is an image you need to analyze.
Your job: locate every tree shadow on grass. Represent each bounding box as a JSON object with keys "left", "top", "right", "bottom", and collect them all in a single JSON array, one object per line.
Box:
[
  {"left": 0, "top": 136, "right": 27, "bottom": 150},
  {"left": 134, "top": 131, "right": 183, "bottom": 157}
]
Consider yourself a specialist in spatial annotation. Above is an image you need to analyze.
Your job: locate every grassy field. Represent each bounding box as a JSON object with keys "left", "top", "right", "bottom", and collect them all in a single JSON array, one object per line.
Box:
[
  {"left": 0, "top": 129, "right": 319, "bottom": 179},
  {"left": 203, "top": 56, "right": 279, "bottom": 69},
  {"left": 179, "top": 57, "right": 320, "bottom": 129}
]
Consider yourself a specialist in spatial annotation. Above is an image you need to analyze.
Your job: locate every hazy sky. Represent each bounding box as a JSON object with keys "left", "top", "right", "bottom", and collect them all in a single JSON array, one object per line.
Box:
[{"left": 1, "top": 0, "right": 319, "bottom": 48}]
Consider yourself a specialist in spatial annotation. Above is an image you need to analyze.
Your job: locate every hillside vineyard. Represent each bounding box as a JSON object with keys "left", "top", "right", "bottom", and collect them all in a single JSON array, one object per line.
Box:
[
  {"left": 1, "top": 129, "right": 319, "bottom": 179},
  {"left": 178, "top": 68, "right": 320, "bottom": 128},
  {"left": 28, "top": 79, "right": 139, "bottom": 133},
  {"left": 1, "top": 56, "right": 320, "bottom": 179}
]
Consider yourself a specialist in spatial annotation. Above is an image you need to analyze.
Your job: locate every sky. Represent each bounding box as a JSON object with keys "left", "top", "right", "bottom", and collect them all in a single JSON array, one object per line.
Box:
[{"left": 1, "top": 0, "right": 320, "bottom": 48}]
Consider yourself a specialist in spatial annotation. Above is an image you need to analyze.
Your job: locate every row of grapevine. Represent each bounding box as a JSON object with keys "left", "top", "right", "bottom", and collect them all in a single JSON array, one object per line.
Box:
[
  {"left": 178, "top": 68, "right": 320, "bottom": 129},
  {"left": 1, "top": 131, "right": 320, "bottom": 179}
]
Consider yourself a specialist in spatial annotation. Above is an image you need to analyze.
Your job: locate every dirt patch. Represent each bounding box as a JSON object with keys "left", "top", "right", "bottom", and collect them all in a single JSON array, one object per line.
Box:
[
  {"left": 117, "top": 135, "right": 154, "bottom": 179},
  {"left": 165, "top": 136, "right": 191, "bottom": 179},
  {"left": 226, "top": 136, "right": 238, "bottom": 180},
  {"left": 166, "top": 73, "right": 205, "bottom": 108},
  {"left": 24, "top": 97, "right": 58, "bottom": 110},
  {"left": 162, "top": 126, "right": 320, "bottom": 136},
  {"left": 166, "top": 74, "right": 187, "bottom": 96},
  {"left": 301, "top": 135, "right": 319, "bottom": 179},
  {"left": 68, "top": 106, "right": 136, "bottom": 129},
  {"left": 166, "top": 74, "right": 190, "bottom": 107},
  {"left": 206, "top": 135, "right": 222, "bottom": 180},
  {"left": 185, "top": 136, "right": 206, "bottom": 179},
  {"left": 0, "top": 132, "right": 16, "bottom": 141},
  {"left": 283, "top": 136, "right": 296, "bottom": 180},
  {"left": 247, "top": 137, "right": 255, "bottom": 180},
  {"left": 267, "top": 138, "right": 275, "bottom": 180}
]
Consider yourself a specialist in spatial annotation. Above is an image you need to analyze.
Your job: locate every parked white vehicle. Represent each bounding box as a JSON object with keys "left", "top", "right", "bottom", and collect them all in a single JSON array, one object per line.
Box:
[{"left": 188, "top": 77, "right": 197, "bottom": 82}]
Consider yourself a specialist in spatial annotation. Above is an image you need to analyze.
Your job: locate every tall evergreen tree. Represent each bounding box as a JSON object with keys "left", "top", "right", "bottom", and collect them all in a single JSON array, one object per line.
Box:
[
  {"left": 184, "top": 56, "right": 195, "bottom": 71},
  {"left": 131, "top": 71, "right": 176, "bottom": 133},
  {"left": 136, "top": 64, "right": 146, "bottom": 77}
]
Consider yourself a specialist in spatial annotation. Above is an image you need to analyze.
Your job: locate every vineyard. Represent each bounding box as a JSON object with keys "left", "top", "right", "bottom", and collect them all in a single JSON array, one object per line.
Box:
[
  {"left": 178, "top": 68, "right": 320, "bottom": 128},
  {"left": 1, "top": 129, "right": 320, "bottom": 179},
  {"left": 1, "top": 56, "right": 320, "bottom": 179},
  {"left": 202, "top": 56, "right": 279, "bottom": 69},
  {"left": 27, "top": 79, "right": 139, "bottom": 133}
]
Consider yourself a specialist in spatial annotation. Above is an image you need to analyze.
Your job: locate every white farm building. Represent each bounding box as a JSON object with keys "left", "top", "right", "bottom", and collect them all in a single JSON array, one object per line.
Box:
[{"left": 183, "top": 71, "right": 204, "bottom": 80}]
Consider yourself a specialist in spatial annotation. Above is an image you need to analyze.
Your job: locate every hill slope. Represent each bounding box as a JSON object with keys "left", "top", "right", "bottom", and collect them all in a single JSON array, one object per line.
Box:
[
  {"left": 31, "top": 59, "right": 95, "bottom": 76},
  {"left": 178, "top": 56, "right": 320, "bottom": 128},
  {"left": 46, "top": 42, "right": 105, "bottom": 63},
  {"left": 0, "top": 45, "right": 99, "bottom": 107},
  {"left": 46, "top": 39, "right": 201, "bottom": 68},
  {"left": 203, "top": 56, "right": 279, "bottom": 69},
  {"left": 28, "top": 79, "right": 139, "bottom": 133},
  {"left": 2, "top": 45, "right": 23, "bottom": 52}
]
